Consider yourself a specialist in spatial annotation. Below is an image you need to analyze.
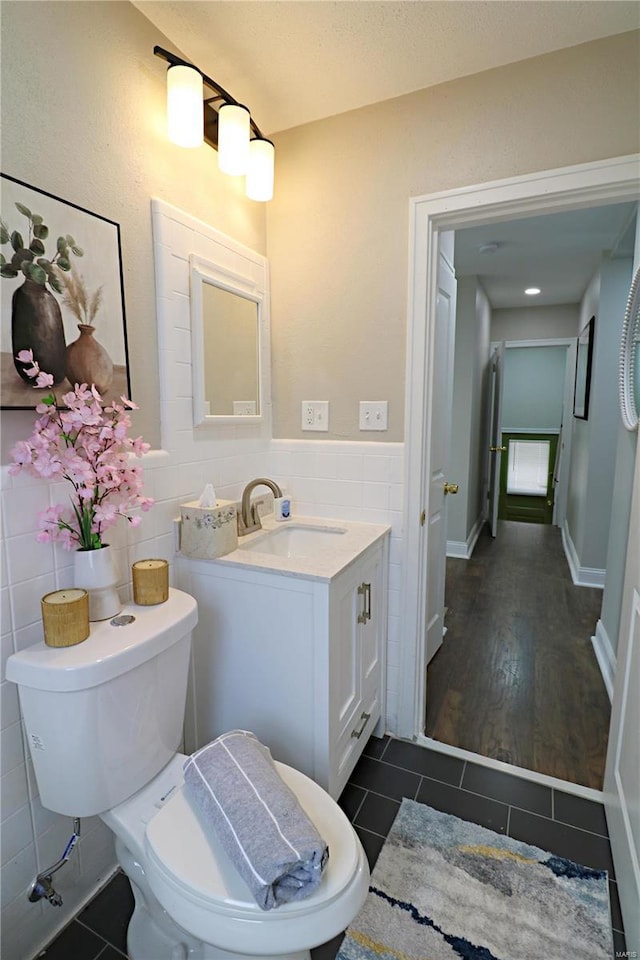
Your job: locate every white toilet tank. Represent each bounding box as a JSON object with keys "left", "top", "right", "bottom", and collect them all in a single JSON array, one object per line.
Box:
[{"left": 6, "top": 589, "right": 198, "bottom": 817}]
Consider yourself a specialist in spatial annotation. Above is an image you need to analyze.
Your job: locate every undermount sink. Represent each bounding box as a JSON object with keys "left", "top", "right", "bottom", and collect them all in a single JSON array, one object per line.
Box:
[{"left": 239, "top": 523, "right": 347, "bottom": 558}]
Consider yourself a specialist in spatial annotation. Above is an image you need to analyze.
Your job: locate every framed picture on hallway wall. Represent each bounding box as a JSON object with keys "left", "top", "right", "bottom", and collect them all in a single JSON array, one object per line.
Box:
[
  {"left": 573, "top": 315, "right": 595, "bottom": 420},
  {"left": 0, "top": 173, "right": 131, "bottom": 409}
]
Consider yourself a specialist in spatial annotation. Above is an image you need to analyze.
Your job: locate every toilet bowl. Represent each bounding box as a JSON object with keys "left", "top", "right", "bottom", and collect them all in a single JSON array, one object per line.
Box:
[
  {"left": 6, "top": 590, "right": 369, "bottom": 960},
  {"left": 104, "top": 753, "right": 368, "bottom": 959}
]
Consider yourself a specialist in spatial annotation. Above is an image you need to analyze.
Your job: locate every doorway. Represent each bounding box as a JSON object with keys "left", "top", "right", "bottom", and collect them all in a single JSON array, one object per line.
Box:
[
  {"left": 498, "top": 432, "right": 558, "bottom": 524},
  {"left": 398, "top": 155, "right": 639, "bottom": 799}
]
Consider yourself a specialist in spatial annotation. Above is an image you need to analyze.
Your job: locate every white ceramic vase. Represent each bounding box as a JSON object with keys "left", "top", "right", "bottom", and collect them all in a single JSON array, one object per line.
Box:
[{"left": 73, "top": 545, "right": 121, "bottom": 621}]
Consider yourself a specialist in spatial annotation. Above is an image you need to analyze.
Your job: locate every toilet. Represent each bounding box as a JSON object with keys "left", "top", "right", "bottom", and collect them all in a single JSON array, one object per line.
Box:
[{"left": 6, "top": 589, "right": 369, "bottom": 960}]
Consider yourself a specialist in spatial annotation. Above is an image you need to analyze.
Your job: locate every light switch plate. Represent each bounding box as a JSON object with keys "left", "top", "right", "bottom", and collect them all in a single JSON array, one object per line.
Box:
[
  {"left": 302, "top": 400, "right": 329, "bottom": 431},
  {"left": 359, "top": 400, "right": 388, "bottom": 431}
]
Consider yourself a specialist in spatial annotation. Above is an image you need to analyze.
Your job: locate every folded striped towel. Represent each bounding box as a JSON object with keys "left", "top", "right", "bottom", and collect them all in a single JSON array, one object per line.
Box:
[{"left": 183, "top": 730, "right": 329, "bottom": 910}]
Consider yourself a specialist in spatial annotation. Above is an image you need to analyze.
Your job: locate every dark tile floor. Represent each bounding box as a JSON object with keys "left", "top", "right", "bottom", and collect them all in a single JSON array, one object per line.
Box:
[{"left": 39, "top": 737, "right": 627, "bottom": 960}]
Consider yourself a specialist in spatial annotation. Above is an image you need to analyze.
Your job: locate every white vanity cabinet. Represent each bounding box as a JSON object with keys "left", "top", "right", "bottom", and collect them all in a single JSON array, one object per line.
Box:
[
  {"left": 183, "top": 524, "right": 389, "bottom": 799},
  {"left": 330, "top": 545, "right": 386, "bottom": 793}
]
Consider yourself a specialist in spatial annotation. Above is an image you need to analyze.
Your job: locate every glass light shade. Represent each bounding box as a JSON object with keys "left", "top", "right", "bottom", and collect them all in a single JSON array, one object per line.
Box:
[
  {"left": 167, "top": 65, "right": 203, "bottom": 148},
  {"left": 218, "top": 103, "right": 251, "bottom": 175},
  {"left": 246, "top": 139, "right": 275, "bottom": 202}
]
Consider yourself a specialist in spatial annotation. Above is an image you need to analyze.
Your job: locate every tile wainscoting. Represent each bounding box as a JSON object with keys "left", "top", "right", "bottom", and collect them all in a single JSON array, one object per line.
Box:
[{"left": 1, "top": 433, "right": 404, "bottom": 959}]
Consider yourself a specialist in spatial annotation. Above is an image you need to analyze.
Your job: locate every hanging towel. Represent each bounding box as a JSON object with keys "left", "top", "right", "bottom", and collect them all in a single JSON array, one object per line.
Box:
[{"left": 183, "top": 730, "right": 329, "bottom": 910}]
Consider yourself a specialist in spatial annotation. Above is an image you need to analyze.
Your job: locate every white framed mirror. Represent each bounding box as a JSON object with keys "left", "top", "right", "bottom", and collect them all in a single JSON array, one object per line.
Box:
[
  {"left": 619, "top": 265, "right": 640, "bottom": 432},
  {"left": 190, "top": 254, "right": 268, "bottom": 426}
]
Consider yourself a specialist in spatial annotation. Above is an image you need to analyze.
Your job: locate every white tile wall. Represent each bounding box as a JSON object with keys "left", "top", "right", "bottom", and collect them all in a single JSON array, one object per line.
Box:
[{"left": 0, "top": 199, "right": 408, "bottom": 958}]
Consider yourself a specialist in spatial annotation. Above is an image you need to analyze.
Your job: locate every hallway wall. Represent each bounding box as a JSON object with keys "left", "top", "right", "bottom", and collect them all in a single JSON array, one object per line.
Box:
[
  {"left": 566, "top": 257, "right": 634, "bottom": 575},
  {"left": 492, "top": 304, "right": 580, "bottom": 341},
  {"left": 502, "top": 346, "right": 567, "bottom": 432},
  {"left": 600, "top": 208, "right": 640, "bottom": 659}
]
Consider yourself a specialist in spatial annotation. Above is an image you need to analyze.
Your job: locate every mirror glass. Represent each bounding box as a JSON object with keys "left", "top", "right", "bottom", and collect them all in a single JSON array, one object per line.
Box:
[
  {"left": 190, "top": 251, "right": 268, "bottom": 427},
  {"left": 202, "top": 282, "right": 260, "bottom": 416}
]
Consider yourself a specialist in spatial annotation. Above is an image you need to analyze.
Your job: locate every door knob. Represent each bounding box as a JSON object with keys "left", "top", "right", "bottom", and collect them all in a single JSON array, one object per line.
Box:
[
  {"left": 490, "top": 445, "right": 507, "bottom": 452},
  {"left": 444, "top": 482, "right": 459, "bottom": 495}
]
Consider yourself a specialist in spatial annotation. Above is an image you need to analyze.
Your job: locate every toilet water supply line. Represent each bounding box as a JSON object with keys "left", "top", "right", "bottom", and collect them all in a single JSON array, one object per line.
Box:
[{"left": 29, "top": 819, "right": 81, "bottom": 906}]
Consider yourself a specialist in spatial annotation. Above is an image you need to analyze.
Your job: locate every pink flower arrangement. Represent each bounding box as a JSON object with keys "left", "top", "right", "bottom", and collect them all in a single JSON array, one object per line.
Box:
[{"left": 9, "top": 350, "right": 154, "bottom": 550}]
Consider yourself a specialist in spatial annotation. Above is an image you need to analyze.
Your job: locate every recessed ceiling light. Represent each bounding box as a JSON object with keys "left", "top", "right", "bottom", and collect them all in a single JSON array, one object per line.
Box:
[
  {"left": 479, "top": 242, "right": 500, "bottom": 254},
  {"left": 525, "top": 287, "right": 541, "bottom": 296}
]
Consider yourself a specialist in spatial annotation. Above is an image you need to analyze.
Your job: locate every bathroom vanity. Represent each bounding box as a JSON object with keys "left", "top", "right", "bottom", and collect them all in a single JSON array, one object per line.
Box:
[{"left": 182, "top": 517, "right": 390, "bottom": 799}]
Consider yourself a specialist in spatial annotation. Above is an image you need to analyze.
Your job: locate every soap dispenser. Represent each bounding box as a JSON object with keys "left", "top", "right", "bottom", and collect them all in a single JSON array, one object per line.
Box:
[{"left": 274, "top": 495, "right": 291, "bottom": 521}]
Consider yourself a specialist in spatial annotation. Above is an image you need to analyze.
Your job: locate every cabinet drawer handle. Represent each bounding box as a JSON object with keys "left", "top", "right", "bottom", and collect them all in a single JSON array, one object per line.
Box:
[
  {"left": 357, "top": 583, "right": 367, "bottom": 624},
  {"left": 357, "top": 582, "right": 372, "bottom": 624},
  {"left": 351, "top": 711, "right": 371, "bottom": 739}
]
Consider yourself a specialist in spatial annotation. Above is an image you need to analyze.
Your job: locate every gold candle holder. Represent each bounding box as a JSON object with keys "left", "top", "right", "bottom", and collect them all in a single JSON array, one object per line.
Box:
[
  {"left": 41, "top": 589, "right": 90, "bottom": 648},
  {"left": 132, "top": 559, "right": 169, "bottom": 605}
]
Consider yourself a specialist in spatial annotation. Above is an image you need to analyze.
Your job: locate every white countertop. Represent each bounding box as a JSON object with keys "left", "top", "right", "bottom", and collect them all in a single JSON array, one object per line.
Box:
[{"left": 184, "top": 515, "right": 390, "bottom": 581}]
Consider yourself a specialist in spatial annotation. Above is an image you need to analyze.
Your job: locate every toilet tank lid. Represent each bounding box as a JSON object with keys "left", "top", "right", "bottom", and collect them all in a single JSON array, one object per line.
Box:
[{"left": 6, "top": 589, "right": 198, "bottom": 692}]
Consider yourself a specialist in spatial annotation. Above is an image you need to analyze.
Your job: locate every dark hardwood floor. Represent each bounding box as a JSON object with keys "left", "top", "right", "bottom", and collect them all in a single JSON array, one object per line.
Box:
[{"left": 426, "top": 520, "right": 611, "bottom": 789}]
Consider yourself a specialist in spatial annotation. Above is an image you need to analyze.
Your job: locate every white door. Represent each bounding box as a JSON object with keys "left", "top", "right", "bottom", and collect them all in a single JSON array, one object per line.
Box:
[
  {"left": 553, "top": 340, "right": 577, "bottom": 529},
  {"left": 486, "top": 342, "right": 505, "bottom": 538},
  {"left": 604, "top": 433, "right": 640, "bottom": 950},
  {"left": 424, "top": 232, "right": 457, "bottom": 665}
]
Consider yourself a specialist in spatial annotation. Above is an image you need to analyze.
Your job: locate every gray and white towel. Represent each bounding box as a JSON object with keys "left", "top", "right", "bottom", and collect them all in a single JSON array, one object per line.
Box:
[{"left": 183, "top": 730, "right": 329, "bottom": 910}]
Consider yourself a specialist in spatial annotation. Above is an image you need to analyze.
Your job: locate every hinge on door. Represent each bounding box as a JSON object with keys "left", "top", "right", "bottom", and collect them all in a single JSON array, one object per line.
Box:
[{"left": 420, "top": 510, "right": 426, "bottom": 526}]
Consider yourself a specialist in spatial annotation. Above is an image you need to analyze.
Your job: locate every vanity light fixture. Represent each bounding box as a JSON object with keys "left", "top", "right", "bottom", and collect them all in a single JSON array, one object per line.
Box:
[
  {"left": 246, "top": 138, "right": 276, "bottom": 202},
  {"left": 166, "top": 64, "right": 204, "bottom": 148},
  {"left": 154, "top": 45, "right": 274, "bottom": 201},
  {"left": 525, "top": 287, "right": 541, "bottom": 296},
  {"left": 217, "top": 103, "right": 251, "bottom": 175}
]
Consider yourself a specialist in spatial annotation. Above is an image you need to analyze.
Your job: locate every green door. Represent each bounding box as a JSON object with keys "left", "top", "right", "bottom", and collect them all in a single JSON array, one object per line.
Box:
[{"left": 498, "top": 433, "right": 559, "bottom": 524}]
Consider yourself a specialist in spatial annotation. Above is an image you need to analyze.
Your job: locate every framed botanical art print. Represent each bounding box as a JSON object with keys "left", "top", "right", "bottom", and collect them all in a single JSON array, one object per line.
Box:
[{"left": 1, "top": 173, "right": 130, "bottom": 408}]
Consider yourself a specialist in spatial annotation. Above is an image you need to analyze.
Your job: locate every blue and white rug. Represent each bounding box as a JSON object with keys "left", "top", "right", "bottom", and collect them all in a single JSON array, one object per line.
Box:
[{"left": 338, "top": 799, "right": 612, "bottom": 960}]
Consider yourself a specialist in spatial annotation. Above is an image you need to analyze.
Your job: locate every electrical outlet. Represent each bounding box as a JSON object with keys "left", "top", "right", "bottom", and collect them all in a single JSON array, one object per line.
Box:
[
  {"left": 301, "top": 400, "right": 329, "bottom": 431},
  {"left": 233, "top": 400, "right": 257, "bottom": 416},
  {"left": 359, "top": 401, "right": 388, "bottom": 431}
]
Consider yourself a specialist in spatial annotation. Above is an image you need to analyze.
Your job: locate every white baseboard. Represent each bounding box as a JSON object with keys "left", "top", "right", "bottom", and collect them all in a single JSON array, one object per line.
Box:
[
  {"left": 446, "top": 540, "right": 469, "bottom": 559},
  {"left": 447, "top": 514, "right": 484, "bottom": 560},
  {"left": 591, "top": 619, "right": 616, "bottom": 702},
  {"left": 561, "top": 520, "right": 606, "bottom": 589}
]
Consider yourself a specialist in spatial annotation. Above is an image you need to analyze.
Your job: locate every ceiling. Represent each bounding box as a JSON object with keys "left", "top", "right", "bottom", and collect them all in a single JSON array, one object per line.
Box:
[
  {"left": 455, "top": 203, "right": 638, "bottom": 309},
  {"left": 134, "top": 1, "right": 639, "bottom": 135},
  {"left": 134, "top": 1, "right": 639, "bottom": 310}
]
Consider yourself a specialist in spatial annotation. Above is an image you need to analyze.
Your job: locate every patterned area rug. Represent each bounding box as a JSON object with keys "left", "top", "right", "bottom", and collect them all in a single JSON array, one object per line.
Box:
[{"left": 338, "top": 799, "right": 612, "bottom": 960}]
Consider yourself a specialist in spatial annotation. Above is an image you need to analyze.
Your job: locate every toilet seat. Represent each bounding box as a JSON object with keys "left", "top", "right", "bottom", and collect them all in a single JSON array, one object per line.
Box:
[{"left": 143, "top": 760, "right": 369, "bottom": 953}]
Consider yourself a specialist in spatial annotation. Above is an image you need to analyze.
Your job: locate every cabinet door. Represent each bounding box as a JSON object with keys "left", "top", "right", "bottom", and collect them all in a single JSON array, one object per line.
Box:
[
  {"left": 360, "top": 547, "right": 383, "bottom": 717},
  {"left": 330, "top": 545, "right": 385, "bottom": 795}
]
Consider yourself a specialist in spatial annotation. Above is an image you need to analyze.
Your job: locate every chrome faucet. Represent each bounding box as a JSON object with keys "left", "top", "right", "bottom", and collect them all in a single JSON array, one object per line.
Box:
[{"left": 239, "top": 478, "right": 283, "bottom": 535}]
